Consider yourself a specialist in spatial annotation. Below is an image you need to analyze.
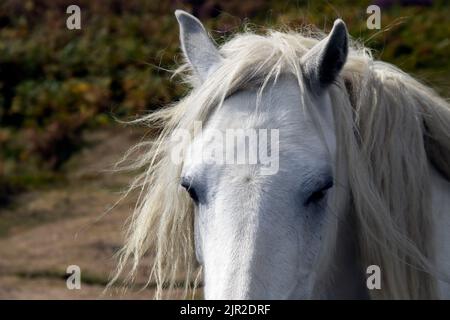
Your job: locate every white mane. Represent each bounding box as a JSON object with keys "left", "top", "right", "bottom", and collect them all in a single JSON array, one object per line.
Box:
[{"left": 108, "top": 26, "right": 450, "bottom": 299}]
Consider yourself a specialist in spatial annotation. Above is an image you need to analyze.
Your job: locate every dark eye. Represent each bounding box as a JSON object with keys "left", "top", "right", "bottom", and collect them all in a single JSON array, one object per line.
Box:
[
  {"left": 181, "top": 177, "right": 199, "bottom": 203},
  {"left": 304, "top": 180, "right": 333, "bottom": 206}
]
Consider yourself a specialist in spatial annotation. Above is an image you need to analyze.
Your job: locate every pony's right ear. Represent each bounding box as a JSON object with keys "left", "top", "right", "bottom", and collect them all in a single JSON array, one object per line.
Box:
[
  {"left": 301, "top": 19, "right": 348, "bottom": 93},
  {"left": 175, "top": 10, "right": 222, "bottom": 82}
]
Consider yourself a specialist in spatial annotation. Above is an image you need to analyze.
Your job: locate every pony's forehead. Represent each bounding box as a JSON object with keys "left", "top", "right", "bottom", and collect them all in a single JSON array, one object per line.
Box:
[
  {"left": 189, "top": 76, "right": 324, "bottom": 151},
  {"left": 226, "top": 73, "right": 304, "bottom": 101}
]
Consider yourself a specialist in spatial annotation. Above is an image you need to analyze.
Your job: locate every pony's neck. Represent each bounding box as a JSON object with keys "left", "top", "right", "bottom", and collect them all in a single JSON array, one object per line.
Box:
[
  {"left": 310, "top": 162, "right": 450, "bottom": 300},
  {"left": 312, "top": 218, "right": 369, "bottom": 299},
  {"left": 430, "top": 162, "right": 450, "bottom": 299}
]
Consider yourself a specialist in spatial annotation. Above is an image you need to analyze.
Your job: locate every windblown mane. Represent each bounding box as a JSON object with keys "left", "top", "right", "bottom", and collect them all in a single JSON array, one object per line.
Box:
[{"left": 108, "top": 26, "right": 450, "bottom": 299}]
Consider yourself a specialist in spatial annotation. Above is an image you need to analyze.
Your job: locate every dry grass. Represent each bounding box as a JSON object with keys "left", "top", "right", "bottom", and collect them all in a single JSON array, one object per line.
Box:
[{"left": 0, "top": 127, "right": 186, "bottom": 299}]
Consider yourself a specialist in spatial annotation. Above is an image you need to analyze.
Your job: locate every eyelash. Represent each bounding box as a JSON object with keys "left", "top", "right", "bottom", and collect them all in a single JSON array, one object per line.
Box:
[
  {"left": 181, "top": 178, "right": 200, "bottom": 204},
  {"left": 304, "top": 180, "right": 333, "bottom": 207},
  {"left": 186, "top": 186, "right": 199, "bottom": 203}
]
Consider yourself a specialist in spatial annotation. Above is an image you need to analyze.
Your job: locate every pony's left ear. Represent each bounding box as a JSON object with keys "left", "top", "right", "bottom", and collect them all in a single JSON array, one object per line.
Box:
[
  {"left": 175, "top": 10, "right": 222, "bottom": 82},
  {"left": 301, "top": 19, "right": 348, "bottom": 93}
]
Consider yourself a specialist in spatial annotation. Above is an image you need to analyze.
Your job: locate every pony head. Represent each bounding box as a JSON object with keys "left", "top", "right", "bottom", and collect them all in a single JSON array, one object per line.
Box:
[
  {"left": 175, "top": 10, "right": 349, "bottom": 299},
  {"left": 110, "top": 10, "right": 450, "bottom": 299}
]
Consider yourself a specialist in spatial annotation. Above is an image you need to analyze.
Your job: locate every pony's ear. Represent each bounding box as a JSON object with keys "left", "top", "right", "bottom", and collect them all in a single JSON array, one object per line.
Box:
[
  {"left": 301, "top": 19, "right": 348, "bottom": 93},
  {"left": 175, "top": 10, "right": 222, "bottom": 82}
]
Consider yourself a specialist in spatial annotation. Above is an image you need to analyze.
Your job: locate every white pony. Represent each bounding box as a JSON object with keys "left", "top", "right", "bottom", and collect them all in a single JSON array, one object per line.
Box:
[{"left": 110, "top": 10, "right": 450, "bottom": 299}]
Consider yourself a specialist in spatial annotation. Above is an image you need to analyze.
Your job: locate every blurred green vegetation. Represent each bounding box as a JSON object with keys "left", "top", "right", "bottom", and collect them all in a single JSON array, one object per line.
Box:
[{"left": 0, "top": 0, "right": 449, "bottom": 204}]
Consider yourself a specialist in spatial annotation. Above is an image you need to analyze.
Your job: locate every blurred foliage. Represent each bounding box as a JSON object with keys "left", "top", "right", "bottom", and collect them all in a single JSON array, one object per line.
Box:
[{"left": 0, "top": 0, "right": 449, "bottom": 204}]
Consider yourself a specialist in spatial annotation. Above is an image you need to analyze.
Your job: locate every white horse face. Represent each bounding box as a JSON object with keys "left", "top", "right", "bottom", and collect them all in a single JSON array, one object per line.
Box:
[
  {"left": 182, "top": 76, "right": 337, "bottom": 299},
  {"left": 175, "top": 10, "right": 348, "bottom": 299}
]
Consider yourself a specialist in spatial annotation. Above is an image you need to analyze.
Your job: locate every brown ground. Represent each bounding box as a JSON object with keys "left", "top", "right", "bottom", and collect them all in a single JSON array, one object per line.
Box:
[{"left": 0, "top": 127, "right": 185, "bottom": 299}]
